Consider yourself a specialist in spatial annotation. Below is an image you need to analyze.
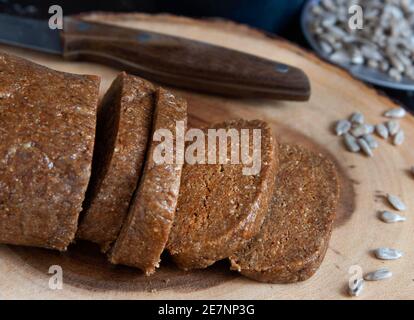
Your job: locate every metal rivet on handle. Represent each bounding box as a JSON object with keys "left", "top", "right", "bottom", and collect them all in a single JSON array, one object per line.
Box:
[
  {"left": 137, "top": 33, "right": 152, "bottom": 43},
  {"left": 275, "top": 64, "right": 289, "bottom": 73}
]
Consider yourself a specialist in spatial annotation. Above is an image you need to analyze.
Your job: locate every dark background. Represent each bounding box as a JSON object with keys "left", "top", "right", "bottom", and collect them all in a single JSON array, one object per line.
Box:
[
  {"left": 1, "top": 0, "right": 412, "bottom": 109},
  {"left": 0, "top": 0, "right": 306, "bottom": 35}
]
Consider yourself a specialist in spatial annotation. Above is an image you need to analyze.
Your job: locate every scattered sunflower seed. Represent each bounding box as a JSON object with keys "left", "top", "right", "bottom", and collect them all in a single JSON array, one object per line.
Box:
[
  {"left": 393, "top": 129, "right": 404, "bottom": 145},
  {"left": 364, "top": 268, "right": 392, "bottom": 281},
  {"left": 348, "top": 278, "right": 364, "bottom": 297},
  {"left": 375, "top": 123, "right": 389, "bottom": 139},
  {"left": 350, "top": 112, "right": 364, "bottom": 125},
  {"left": 379, "top": 210, "right": 406, "bottom": 223},
  {"left": 365, "top": 124, "right": 375, "bottom": 134},
  {"left": 374, "top": 248, "right": 403, "bottom": 260},
  {"left": 343, "top": 133, "right": 360, "bottom": 153},
  {"left": 358, "top": 138, "right": 373, "bottom": 157},
  {"left": 335, "top": 109, "right": 406, "bottom": 155},
  {"left": 351, "top": 124, "right": 371, "bottom": 137},
  {"left": 386, "top": 120, "right": 400, "bottom": 136},
  {"left": 335, "top": 119, "right": 351, "bottom": 136},
  {"left": 387, "top": 194, "right": 406, "bottom": 211},
  {"left": 362, "top": 134, "right": 378, "bottom": 149},
  {"left": 384, "top": 107, "right": 406, "bottom": 119}
]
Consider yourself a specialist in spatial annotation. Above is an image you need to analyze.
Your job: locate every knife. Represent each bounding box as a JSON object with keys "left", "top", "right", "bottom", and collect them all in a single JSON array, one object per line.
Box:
[{"left": 0, "top": 13, "right": 311, "bottom": 100}]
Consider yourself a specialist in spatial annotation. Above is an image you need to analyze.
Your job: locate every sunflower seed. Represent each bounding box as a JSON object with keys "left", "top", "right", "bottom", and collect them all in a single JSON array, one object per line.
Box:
[
  {"left": 386, "top": 120, "right": 400, "bottom": 136},
  {"left": 387, "top": 194, "right": 406, "bottom": 211},
  {"left": 351, "top": 124, "right": 371, "bottom": 137},
  {"left": 379, "top": 210, "right": 406, "bottom": 223},
  {"left": 364, "top": 268, "right": 392, "bottom": 281},
  {"left": 362, "top": 134, "right": 378, "bottom": 149},
  {"left": 366, "top": 124, "right": 375, "bottom": 134},
  {"left": 320, "top": 41, "right": 333, "bottom": 54},
  {"left": 344, "top": 133, "right": 360, "bottom": 152},
  {"left": 350, "top": 112, "right": 364, "bottom": 124},
  {"left": 384, "top": 107, "right": 406, "bottom": 118},
  {"left": 331, "top": 50, "right": 351, "bottom": 63},
  {"left": 374, "top": 248, "right": 403, "bottom": 260},
  {"left": 375, "top": 123, "right": 389, "bottom": 139},
  {"left": 369, "top": 59, "right": 379, "bottom": 69},
  {"left": 335, "top": 119, "right": 351, "bottom": 135},
  {"left": 393, "top": 129, "right": 404, "bottom": 145},
  {"left": 348, "top": 278, "right": 364, "bottom": 297},
  {"left": 358, "top": 138, "right": 373, "bottom": 157}
]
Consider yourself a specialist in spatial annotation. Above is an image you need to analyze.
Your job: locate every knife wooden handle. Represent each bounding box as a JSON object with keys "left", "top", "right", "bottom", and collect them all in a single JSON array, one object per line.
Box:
[{"left": 62, "top": 16, "right": 310, "bottom": 100}]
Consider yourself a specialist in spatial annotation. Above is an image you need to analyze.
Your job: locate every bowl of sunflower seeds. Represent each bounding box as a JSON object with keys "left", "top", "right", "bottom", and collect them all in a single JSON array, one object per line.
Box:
[{"left": 301, "top": 0, "right": 414, "bottom": 90}]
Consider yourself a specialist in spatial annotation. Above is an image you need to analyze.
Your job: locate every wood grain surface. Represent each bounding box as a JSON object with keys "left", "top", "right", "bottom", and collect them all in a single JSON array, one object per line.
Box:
[{"left": 0, "top": 13, "right": 413, "bottom": 300}]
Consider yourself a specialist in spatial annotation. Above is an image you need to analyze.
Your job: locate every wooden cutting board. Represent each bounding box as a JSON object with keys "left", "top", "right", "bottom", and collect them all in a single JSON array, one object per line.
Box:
[{"left": 0, "top": 13, "right": 413, "bottom": 300}]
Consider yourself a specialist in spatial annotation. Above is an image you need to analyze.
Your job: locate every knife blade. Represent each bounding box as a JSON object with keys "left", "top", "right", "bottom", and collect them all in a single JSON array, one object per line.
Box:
[
  {"left": 0, "top": 13, "right": 310, "bottom": 100},
  {"left": 0, "top": 13, "right": 62, "bottom": 54}
]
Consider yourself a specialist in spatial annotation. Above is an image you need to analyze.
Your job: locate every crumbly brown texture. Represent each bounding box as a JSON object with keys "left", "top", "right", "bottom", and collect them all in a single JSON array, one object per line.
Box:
[
  {"left": 109, "top": 87, "right": 187, "bottom": 275},
  {"left": 77, "top": 72, "right": 155, "bottom": 252},
  {"left": 0, "top": 52, "right": 100, "bottom": 251},
  {"left": 167, "top": 119, "right": 278, "bottom": 270},
  {"left": 229, "top": 144, "right": 339, "bottom": 283}
]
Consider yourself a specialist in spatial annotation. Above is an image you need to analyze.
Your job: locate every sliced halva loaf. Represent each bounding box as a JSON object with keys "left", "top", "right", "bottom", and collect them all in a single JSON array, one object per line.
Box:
[
  {"left": 230, "top": 144, "right": 339, "bottom": 283},
  {"left": 167, "top": 119, "right": 278, "bottom": 270},
  {"left": 109, "top": 87, "right": 187, "bottom": 275},
  {"left": 0, "top": 52, "right": 100, "bottom": 250},
  {"left": 77, "top": 72, "right": 155, "bottom": 252}
]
